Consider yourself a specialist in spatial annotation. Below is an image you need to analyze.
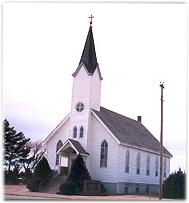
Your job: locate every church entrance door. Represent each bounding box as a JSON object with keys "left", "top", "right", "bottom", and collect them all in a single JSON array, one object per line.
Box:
[
  {"left": 59, "top": 156, "right": 69, "bottom": 176},
  {"left": 68, "top": 151, "right": 77, "bottom": 175}
]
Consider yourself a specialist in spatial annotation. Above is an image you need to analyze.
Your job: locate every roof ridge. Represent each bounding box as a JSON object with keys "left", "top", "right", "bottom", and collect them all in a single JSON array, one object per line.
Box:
[
  {"left": 99, "top": 106, "right": 139, "bottom": 123},
  {"left": 67, "top": 138, "right": 89, "bottom": 156}
]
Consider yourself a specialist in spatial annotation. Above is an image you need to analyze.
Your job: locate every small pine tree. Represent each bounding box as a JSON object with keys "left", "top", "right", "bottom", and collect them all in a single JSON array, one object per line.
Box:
[
  {"left": 163, "top": 168, "right": 186, "bottom": 199},
  {"left": 33, "top": 157, "right": 51, "bottom": 179},
  {"left": 67, "top": 154, "right": 91, "bottom": 192},
  {"left": 27, "top": 157, "right": 52, "bottom": 192}
]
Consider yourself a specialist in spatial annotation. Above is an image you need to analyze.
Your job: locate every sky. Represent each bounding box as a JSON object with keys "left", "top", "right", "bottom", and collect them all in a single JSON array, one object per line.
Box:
[{"left": 2, "top": 1, "right": 187, "bottom": 173}]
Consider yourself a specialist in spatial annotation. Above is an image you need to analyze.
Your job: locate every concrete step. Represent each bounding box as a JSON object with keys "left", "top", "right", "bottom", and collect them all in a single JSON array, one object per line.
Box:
[{"left": 41, "top": 175, "right": 67, "bottom": 194}]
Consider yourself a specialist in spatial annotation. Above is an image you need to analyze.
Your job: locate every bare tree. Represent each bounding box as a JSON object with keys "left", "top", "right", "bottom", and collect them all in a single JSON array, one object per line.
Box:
[{"left": 20, "top": 140, "right": 46, "bottom": 172}]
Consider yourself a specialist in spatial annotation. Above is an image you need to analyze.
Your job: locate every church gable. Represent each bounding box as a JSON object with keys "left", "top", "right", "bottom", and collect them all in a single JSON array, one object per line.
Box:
[
  {"left": 87, "top": 109, "right": 120, "bottom": 182},
  {"left": 72, "top": 62, "right": 92, "bottom": 77},
  {"left": 92, "top": 107, "right": 172, "bottom": 157},
  {"left": 44, "top": 113, "right": 70, "bottom": 143},
  {"left": 72, "top": 63, "right": 92, "bottom": 87},
  {"left": 72, "top": 62, "right": 103, "bottom": 80},
  {"left": 91, "top": 109, "right": 120, "bottom": 144},
  {"left": 57, "top": 138, "right": 89, "bottom": 156}
]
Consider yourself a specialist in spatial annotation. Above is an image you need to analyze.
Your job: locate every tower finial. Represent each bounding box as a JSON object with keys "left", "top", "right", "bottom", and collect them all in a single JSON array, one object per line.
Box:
[
  {"left": 89, "top": 14, "right": 94, "bottom": 26},
  {"left": 160, "top": 81, "right": 164, "bottom": 89}
]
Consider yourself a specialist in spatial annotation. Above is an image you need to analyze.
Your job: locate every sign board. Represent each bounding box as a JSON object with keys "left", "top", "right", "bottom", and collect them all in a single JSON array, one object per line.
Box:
[{"left": 83, "top": 180, "right": 101, "bottom": 194}]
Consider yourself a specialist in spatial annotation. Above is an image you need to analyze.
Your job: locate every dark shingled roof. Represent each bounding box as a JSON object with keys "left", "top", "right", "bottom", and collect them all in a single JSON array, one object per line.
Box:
[
  {"left": 68, "top": 139, "right": 89, "bottom": 156},
  {"left": 79, "top": 25, "right": 98, "bottom": 74},
  {"left": 93, "top": 107, "right": 172, "bottom": 157}
]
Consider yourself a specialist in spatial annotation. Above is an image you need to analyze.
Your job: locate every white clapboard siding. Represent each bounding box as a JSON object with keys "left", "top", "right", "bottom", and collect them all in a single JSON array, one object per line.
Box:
[
  {"left": 45, "top": 118, "right": 70, "bottom": 170},
  {"left": 87, "top": 114, "right": 120, "bottom": 183},
  {"left": 116, "top": 145, "right": 170, "bottom": 184}
]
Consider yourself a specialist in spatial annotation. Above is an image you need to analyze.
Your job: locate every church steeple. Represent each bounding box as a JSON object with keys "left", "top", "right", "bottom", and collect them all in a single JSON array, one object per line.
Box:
[
  {"left": 70, "top": 16, "right": 102, "bottom": 148},
  {"left": 72, "top": 16, "right": 102, "bottom": 80},
  {"left": 79, "top": 25, "right": 98, "bottom": 74}
]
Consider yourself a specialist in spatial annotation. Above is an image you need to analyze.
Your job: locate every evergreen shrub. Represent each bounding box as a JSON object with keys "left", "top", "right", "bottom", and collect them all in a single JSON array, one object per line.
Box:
[
  {"left": 163, "top": 168, "right": 186, "bottom": 199},
  {"left": 26, "top": 157, "right": 52, "bottom": 192},
  {"left": 33, "top": 157, "right": 52, "bottom": 179},
  {"left": 26, "top": 177, "right": 42, "bottom": 192},
  {"left": 67, "top": 154, "right": 91, "bottom": 192},
  {"left": 4, "top": 170, "right": 20, "bottom": 185},
  {"left": 59, "top": 181, "right": 79, "bottom": 195}
]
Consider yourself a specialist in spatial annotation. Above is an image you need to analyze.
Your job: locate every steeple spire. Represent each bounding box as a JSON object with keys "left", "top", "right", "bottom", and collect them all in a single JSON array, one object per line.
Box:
[
  {"left": 79, "top": 16, "right": 98, "bottom": 74},
  {"left": 72, "top": 16, "right": 102, "bottom": 80}
]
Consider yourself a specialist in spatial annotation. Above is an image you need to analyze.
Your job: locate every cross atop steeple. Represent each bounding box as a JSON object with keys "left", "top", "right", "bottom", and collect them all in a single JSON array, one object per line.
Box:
[
  {"left": 72, "top": 16, "right": 102, "bottom": 80},
  {"left": 89, "top": 14, "right": 94, "bottom": 26},
  {"left": 79, "top": 19, "right": 97, "bottom": 74}
]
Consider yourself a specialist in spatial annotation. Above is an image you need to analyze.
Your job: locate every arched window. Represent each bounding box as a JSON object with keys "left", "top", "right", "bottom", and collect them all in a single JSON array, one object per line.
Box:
[
  {"left": 163, "top": 158, "right": 167, "bottom": 178},
  {"left": 80, "top": 126, "right": 84, "bottom": 138},
  {"left": 125, "top": 150, "right": 130, "bottom": 173},
  {"left": 56, "top": 140, "right": 62, "bottom": 165},
  {"left": 155, "top": 156, "right": 159, "bottom": 176},
  {"left": 136, "top": 152, "right": 140, "bottom": 174},
  {"left": 100, "top": 140, "right": 108, "bottom": 167},
  {"left": 73, "top": 126, "right": 77, "bottom": 138},
  {"left": 146, "top": 154, "right": 150, "bottom": 176}
]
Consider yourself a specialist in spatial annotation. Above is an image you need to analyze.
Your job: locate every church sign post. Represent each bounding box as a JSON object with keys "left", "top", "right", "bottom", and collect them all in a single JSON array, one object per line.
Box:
[{"left": 159, "top": 82, "right": 164, "bottom": 200}]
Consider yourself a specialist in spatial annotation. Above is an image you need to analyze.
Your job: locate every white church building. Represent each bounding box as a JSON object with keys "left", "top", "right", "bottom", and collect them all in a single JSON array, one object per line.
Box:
[{"left": 44, "top": 19, "right": 172, "bottom": 194}]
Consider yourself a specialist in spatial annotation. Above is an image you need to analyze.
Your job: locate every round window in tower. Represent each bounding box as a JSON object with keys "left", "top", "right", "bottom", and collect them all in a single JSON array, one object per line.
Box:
[{"left": 76, "top": 102, "right": 84, "bottom": 112}]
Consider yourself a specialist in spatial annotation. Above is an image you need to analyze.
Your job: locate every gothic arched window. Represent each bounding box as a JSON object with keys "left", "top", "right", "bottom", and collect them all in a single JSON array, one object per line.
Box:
[
  {"left": 125, "top": 150, "right": 130, "bottom": 173},
  {"left": 80, "top": 126, "right": 84, "bottom": 138},
  {"left": 136, "top": 152, "right": 140, "bottom": 174},
  {"left": 100, "top": 140, "right": 108, "bottom": 168},
  {"left": 73, "top": 126, "right": 77, "bottom": 138},
  {"left": 56, "top": 140, "right": 62, "bottom": 165},
  {"left": 146, "top": 154, "right": 150, "bottom": 176}
]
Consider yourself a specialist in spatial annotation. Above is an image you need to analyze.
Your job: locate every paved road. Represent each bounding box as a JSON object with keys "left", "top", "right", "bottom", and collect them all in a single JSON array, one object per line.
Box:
[
  {"left": 5, "top": 195, "right": 55, "bottom": 200},
  {"left": 5, "top": 194, "right": 157, "bottom": 201}
]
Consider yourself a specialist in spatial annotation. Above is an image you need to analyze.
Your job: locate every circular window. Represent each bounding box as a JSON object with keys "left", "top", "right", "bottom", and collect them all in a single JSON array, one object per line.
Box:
[{"left": 76, "top": 102, "right": 84, "bottom": 112}]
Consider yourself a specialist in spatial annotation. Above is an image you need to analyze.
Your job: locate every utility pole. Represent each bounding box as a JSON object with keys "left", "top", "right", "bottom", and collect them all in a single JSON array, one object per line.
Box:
[{"left": 159, "top": 82, "right": 164, "bottom": 200}]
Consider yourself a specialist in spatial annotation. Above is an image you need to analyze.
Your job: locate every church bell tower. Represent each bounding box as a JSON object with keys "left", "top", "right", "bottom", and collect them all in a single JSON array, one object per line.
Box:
[{"left": 70, "top": 16, "right": 102, "bottom": 149}]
